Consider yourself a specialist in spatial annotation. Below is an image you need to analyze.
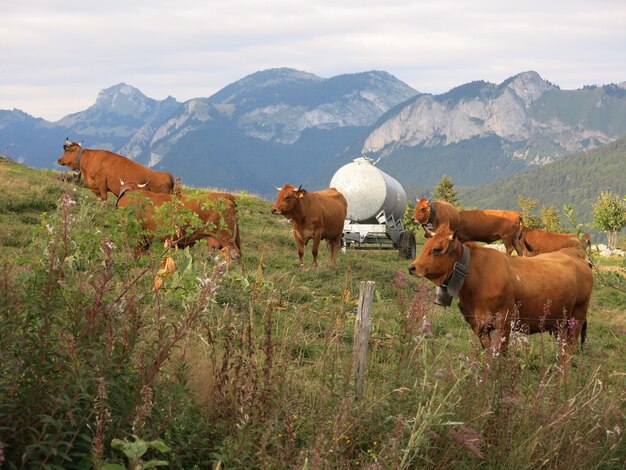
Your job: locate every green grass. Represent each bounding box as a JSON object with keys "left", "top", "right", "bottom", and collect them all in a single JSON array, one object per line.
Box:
[{"left": 1, "top": 159, "right": 625, "bottom": 469}]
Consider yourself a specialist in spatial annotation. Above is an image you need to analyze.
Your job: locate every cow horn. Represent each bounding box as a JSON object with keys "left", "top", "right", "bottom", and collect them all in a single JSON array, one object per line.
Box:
[
  {"left": 138, "top": 180, "right": 150, "bottom": 188},
  {"left": 297, "top": 184, "right": 303, "bottom": 191},
  {"left": 274, "top": 185, "right": 282, "bottom": 191},
  {"left": 119, "top": 178, "right": 125, "bottom": 185}
]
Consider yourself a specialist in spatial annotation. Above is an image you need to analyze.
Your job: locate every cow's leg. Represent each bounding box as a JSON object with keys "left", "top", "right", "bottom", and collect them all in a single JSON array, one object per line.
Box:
[
  {"left": 294, "top": 231, "right": 306, "bottom": 267},
  {"left": 511, "top": 233, "right": 524, "bottom": 256},
  {"left": 94, "top": 177, "right": 108, "bottom": 201},
  {"left": 476, "top": 311, "right": 510, "bottom": 356},
  {"left": 477, "top": 330, "right": 492, "bottom": 350},
  {"left": 311, "top": 233, "right": 322, "bottom": 267},
  {"left": 328, "top": 236, "right": 341, "bottom": 264},
  {"left": 502, "top": 237, "right": 515, "bottom": 256}
]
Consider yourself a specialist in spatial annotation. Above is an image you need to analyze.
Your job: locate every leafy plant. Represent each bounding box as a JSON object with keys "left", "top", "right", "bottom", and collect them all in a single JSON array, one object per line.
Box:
[{"left": 104, "top": 435, "right": 170, "bottom": 470}]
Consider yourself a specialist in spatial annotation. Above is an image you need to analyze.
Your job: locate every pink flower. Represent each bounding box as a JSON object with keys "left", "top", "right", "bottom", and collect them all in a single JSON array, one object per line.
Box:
[{"left": 567, "top": 318, "right": 579, "bottom": 331}]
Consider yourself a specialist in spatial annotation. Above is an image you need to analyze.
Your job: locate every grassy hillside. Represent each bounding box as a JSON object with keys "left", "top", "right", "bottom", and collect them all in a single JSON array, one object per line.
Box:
[
  {"left": 458, "top": 136, "right": 626, "bottom": 226},
  {"left": 0, "top": 156, "right": 68, "bottom": 252},
  {"left": 1, "top": 159, "right": 625, "bottom": 468}
]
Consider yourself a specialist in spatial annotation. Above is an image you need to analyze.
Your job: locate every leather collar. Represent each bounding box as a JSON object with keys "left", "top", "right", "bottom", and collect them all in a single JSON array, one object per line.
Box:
[
  {"left": 427, "top": 200, "right": 437, "bottom": 224},
  {"left": 74, "top": 148, "right": 84, "bottom": 179},
  {"left": 442, "top": 244, "right": 470, "bottom": 297}
]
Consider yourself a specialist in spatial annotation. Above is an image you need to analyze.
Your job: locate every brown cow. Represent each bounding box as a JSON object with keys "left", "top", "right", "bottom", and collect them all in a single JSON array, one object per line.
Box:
[
  {"left": 408, "top": 224, "right": 593, "bottom": 362},
  {"left": 116, "top": 181, "right": 241, "bottom": 260},
  {"left": 271, "top": 184, "right": 347, "bottom": 267},
  {"left": 57, "top": 139, "right": 175, "bottom": 201},
  {"left": 519, "top": 227, "right": 591, "bottom": 257},
  {"left": 413, "top": 198, "right": 460, "bottom": 237},
  {"left": 413, "top": 199, "right": 523, "bottom": 255}
]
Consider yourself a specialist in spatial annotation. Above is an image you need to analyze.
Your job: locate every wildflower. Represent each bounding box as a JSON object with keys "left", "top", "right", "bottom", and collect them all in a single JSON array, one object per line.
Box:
[
  {"left": 132, "top": 385, "right": 153, "bottom": 435},
  {"left": 393, "top": 270, "right": 406, "bottom": 289},
  {"left": 449, "top": 426, "right": 485, "bottom": 459},
  {"left": 567, "top": 318, "right": 579, "bottom": 331},
  {"left": 63, "top": 193, "right": 77, "bottom": 207},
  {"left": 422, "top": 320, "right": 433, "bottom": 337}
]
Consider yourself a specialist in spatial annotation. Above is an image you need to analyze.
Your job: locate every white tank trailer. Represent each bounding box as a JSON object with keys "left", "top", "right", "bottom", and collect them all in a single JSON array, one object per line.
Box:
[{"left": 329, "top": 156, "right": 416, "bottom": 259}]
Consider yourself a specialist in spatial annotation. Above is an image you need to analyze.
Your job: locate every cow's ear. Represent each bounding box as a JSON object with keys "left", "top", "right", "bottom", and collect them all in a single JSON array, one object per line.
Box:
[
  {"left": 448, "top": 229, "right": 458, "bottom": 241},
  {"left": 297, "top": 189, "right": 307, "bottom": 198}
]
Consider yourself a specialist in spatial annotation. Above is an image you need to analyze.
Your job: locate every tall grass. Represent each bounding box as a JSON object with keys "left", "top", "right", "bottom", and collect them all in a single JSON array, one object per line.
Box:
[{"left": 0, "top": 169, "right": 625, "bottom": 468}]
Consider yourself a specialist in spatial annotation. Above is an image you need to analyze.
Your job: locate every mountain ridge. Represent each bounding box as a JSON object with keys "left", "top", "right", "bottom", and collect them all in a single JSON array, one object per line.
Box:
[{"left": 1, "top": 68, "right": 625, "bottom": 197}]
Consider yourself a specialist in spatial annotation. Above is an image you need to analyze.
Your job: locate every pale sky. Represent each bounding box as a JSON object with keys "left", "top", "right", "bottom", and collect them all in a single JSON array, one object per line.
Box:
[{"left": 2, "top": 0, "right": 625, "bottom": 122}]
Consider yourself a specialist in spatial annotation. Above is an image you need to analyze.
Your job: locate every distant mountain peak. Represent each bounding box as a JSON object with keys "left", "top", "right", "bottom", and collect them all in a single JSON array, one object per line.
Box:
[
  {"left": 209, "top": 68, "right": 323, "bottom": 105},
  {"left": 245, "top": 67, "right": 322, "bottom": 83},
  {"left": 500, "top": 70, "right": 555, "bottom": 105},
  {"left": 93, "top": 83, "right": 151, "bottom": 114}
]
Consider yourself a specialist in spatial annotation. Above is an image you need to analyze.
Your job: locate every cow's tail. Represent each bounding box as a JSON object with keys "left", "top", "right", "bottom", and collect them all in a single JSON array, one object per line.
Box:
[
  {"left": 234, "top": 218, "right": 244, "bottom": 271},
  {"left": 168, "top": 172, "right": 177, "bottom": 195},
  {"left": 523, "top": 237, "right": 534, "bottom": 254},
  {"left": 230, "top": 198, "right": 243, "bottom": 271},
  {"left": 580, "top": 319, "right": 587, "bottom": 349},
  {"left": 513, "top": 215, "right": 525, "bottom": 256}
]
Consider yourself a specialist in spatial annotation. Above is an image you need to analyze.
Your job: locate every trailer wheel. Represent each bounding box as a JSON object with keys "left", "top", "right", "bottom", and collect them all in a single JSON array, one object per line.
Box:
[{"left": 398, "top": 231, "right": 416, "bottom": 259}]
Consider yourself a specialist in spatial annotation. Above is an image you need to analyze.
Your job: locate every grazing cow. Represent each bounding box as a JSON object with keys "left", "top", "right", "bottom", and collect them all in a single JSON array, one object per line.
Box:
[
  {"left": 408, "top": 224, "right": 593, "bottom": 362},
  {"left": 519, "top": 227, "right": 591, "bottom": 257},
  {"left": 271, "top": 184, "right": 347, "bottom": 267},
  {"left": 116, "top": 181, "right": 241, "bottom": 260},
  {"left": 57, "top": 139, "right": 175, "bottom": 201},
  {"left": 413, "top": 199, "right": 523, "bottom": 255}
]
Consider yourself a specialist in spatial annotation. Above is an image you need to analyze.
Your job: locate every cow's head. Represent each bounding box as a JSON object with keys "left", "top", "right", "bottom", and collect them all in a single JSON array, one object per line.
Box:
[
  {"left": 408, "top": 223, "right": 461, "bottom": 285},
  {"left": 271, "top": 184, "right": 305, "bottom": 216},
  {"left": 412, "top": 198, "right": 431, "bottom": 224},
  {"left": 57, "top": 138, "right": 83, "bottom": 170},
  {"left": 119, "top": 178, "right": 150, "bottom": 192}
]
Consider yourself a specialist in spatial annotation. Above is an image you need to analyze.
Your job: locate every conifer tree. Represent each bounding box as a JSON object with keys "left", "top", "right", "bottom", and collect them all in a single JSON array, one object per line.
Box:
[{"left": 433, "top": 175, "right": 459, "bottom": 207}]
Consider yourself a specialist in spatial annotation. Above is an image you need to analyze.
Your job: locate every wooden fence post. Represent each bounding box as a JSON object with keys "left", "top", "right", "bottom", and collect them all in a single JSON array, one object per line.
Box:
[{"left": 352, "top": 280, "right": 375, "bottom": 399}]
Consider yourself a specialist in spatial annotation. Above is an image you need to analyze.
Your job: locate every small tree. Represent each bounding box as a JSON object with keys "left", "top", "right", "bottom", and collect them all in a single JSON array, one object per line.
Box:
[
  {"left": 540, "top": 205, "right": 562, "bottom": 232},
  {"left": 592, "top": 191, "right": 626, "bottom": 249},
  {"left": 433, "top": 175, "right": 460, "bottom": 207},
  {"left": 518, "top": 196, "right": 540, "bottom": 229}
]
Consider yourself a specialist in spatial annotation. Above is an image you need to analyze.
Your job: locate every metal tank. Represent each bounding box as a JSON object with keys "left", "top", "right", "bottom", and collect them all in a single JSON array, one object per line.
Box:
[
  {"left": 330, "top": 156, "right": 407, "bottom": 224},
  {"left": 329, "top": 156, "right": 415, "bottom": 259}
]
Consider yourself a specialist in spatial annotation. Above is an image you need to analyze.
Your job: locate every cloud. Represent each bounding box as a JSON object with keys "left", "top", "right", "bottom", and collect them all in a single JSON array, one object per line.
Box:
[{"left": 1, "top": 0, "right": 625, "bottom": 121}]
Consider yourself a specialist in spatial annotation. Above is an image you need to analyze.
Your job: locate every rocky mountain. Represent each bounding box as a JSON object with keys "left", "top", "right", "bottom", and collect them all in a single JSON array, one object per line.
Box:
[
  {"left": 367, "top": 72, "right": 626, "bottom": 193},
  {"left": 1, "top": 69, "right": 625, "bottom": 198},
  {"left": 117, "top": 68, "right": 419, "bottom": 190},
  {"left": 58, "top": 84, "right": 182, "bottom": 151}
]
